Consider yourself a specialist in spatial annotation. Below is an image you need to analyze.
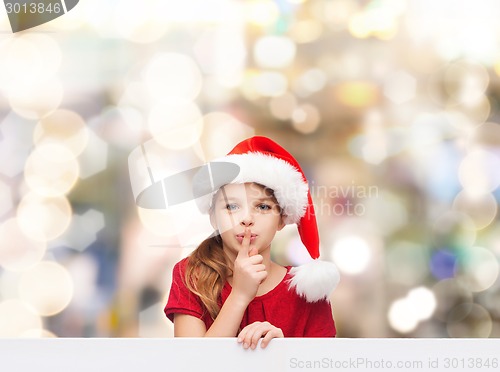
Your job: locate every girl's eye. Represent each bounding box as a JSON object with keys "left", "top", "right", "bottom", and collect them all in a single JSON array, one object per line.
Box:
[
  {"left": 257, "top": 204, "right": 272, "bottom": 211},
  {"left": 225, "top": 204, "right": 238, "bottom": 211}
]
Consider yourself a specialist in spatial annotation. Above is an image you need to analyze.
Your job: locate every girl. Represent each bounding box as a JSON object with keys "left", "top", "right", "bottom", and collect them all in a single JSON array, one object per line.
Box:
[{"left": 165, "top": 136, "right": 339, "bottom": 349}]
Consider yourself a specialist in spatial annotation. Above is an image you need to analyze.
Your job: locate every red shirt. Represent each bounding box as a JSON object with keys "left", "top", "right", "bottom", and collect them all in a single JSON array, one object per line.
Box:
[{"left": 165, "top": 258, "right": 336, "bottom": 337}]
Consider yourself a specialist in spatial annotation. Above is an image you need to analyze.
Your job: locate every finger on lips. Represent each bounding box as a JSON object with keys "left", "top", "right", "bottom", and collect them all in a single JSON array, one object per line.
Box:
[
  {"left": 244, "top": 227, "right": 259, "bottom": 257},
  {"left": 237, "top": 227, "right": 251, "bottom": 258}
]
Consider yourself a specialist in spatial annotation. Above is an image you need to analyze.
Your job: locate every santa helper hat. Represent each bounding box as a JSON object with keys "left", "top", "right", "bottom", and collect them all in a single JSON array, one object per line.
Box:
[{"left": 199, "top": 136, "right": 340, "bottom": 302}]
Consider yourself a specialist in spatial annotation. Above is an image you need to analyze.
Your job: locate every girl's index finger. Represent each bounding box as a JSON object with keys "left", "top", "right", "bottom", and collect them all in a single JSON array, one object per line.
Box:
[
  {"left": 237, "top": 227, "right": 251, "bottom": 258},
  {"left": 245, "top": 228, "right": 259, "bottom": 257}
]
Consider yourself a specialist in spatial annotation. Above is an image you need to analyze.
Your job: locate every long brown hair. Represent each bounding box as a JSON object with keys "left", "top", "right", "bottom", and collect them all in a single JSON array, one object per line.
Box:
[{"left": 183, "top": 234, "right": 230, "bottom": 320}]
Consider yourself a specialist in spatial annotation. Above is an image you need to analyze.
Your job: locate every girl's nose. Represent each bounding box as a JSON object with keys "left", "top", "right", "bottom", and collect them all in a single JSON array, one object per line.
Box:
[{"left": 239, "top": 208, "right": 254, "bottom": 226}]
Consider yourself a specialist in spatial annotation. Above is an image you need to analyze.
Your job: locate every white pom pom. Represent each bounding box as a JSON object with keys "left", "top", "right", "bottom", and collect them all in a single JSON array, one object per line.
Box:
[{"left": 288, "top": 260, "right": 340, "bottom": 302}]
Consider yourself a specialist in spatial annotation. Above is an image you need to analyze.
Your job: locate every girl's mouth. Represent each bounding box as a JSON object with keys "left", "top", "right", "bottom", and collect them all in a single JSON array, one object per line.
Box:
[{"left": 236, "top": 233, "right": 257, "bottom": 244}]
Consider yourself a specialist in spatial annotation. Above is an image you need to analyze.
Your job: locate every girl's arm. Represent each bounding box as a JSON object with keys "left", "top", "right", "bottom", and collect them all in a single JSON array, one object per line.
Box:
[
  {"left": 204, "top": 292, "right": 249, "bottom": 336},
  {"left": 174, "top": 314, "right": 206, "bottom": 337},
  {"left": 173, "top": 292, "right": 248, "bottom": 337}
]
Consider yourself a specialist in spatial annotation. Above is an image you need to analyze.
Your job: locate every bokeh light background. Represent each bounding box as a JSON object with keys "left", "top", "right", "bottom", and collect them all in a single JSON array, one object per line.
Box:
[{"left": 1, "top": 0, "right": 500, "bottom": 338}]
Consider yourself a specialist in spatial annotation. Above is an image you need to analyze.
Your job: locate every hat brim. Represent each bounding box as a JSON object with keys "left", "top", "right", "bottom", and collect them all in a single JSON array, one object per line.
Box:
[{"left": 195, "top": 152, "right": 309, "bottom": 225}]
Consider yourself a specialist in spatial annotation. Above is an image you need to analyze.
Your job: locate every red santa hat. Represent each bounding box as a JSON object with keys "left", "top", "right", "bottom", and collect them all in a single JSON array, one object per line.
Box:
[{"left": 196, "top": 136, "right": 340, "bottom": 302}]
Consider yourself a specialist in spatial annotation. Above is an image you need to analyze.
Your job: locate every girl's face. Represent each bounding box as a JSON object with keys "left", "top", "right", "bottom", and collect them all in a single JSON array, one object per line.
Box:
[{"left": 210, "top": 183, "right": 285, "bottom": 257}]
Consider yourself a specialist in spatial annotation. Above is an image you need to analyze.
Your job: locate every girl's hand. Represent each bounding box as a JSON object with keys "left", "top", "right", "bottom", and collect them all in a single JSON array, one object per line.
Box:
[
  {"left": 231, "top": 227, "right": 267, "bottom": 304},
  {"left": 237, "top": 321, "right": 284, "bottom": 349}
]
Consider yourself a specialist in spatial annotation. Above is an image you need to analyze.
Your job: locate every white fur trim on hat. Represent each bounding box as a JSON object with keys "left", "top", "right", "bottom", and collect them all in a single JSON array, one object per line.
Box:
[
  {"left": 201, "top": 152, "right": 309, "bottom": 225},
  {"left": 288, "top": 260, "right": 340, "bottom": 302}
]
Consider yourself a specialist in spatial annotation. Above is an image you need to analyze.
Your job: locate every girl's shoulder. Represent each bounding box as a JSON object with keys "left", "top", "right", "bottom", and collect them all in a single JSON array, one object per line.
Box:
[
  {"left": 172, "top": 257, "right": 191, "bottom": 279},
  {"left": 174, "top": 256, "right": 189, "bottom": 268}
]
